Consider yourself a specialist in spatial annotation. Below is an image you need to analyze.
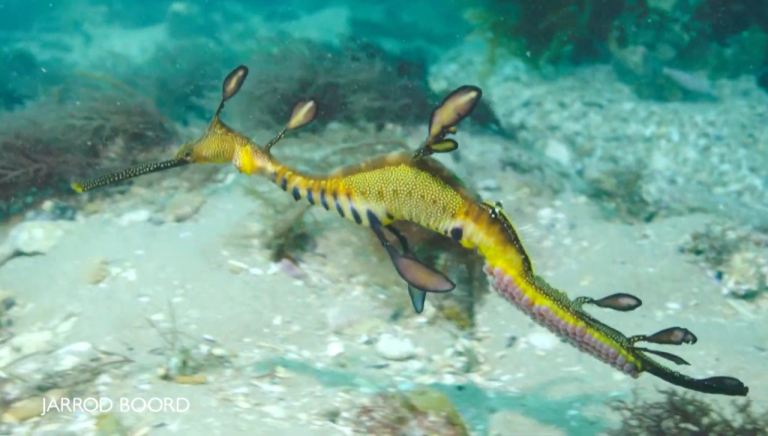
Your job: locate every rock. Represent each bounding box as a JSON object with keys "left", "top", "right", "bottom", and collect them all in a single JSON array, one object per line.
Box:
[
  {"left": 544, "top": 138, "right": 572, "bottom": 167},
  {"left": 1, "top": 220, "right": 70, "bottom": 263},
  {"left": 0, "top": 330, "right": 54, "bottom": 367},
  {"left": 526, "top": 331, "right": 559, "bottom": 351},
  {"left": 162, "top": 192, "right": 206, "bottom": 223},
  {"left": 262, "top": 404, "right": 287, "bottom": 419},
  {"left": 84, "top": 258, "right": 110, "bottom": 285},
  {"left": 326, "top": 341, "right": 345, "bottom": 357},
  {"left": 116, "top": 209, "right": 151, "bottom": 226},
  {"left": 375, "top": 334, "right": 417, "bottom": 361},
  {"left": 722, "top": 250, "right": 768, "bottom": 299},
  {"left": 54, "top": 342, "right": 98, "bottom": 372}
]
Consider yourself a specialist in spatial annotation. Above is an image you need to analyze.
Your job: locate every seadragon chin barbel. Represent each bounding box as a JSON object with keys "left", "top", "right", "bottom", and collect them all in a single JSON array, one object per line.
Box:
[{"left": 72, "top": 65, "right": 749, "bottom": 397}]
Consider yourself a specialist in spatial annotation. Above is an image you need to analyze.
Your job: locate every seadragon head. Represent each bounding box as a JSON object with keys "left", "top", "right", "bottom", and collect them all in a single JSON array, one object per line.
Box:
[{"left": 72, "top": 65, "right": 256, "bottom": 193}]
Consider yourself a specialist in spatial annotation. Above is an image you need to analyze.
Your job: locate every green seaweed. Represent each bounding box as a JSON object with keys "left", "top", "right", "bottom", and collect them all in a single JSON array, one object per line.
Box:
[{"left": 0, "top": 74, "right": 177, "bottom": 219}]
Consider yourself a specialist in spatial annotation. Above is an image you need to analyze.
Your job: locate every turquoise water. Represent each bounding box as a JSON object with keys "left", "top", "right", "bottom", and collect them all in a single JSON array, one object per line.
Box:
[{"left": 1, "top": 1, "right": 767, "bottom": 435}]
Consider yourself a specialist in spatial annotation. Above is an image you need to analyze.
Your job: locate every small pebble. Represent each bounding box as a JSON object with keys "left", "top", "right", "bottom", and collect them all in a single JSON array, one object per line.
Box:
[
  {"left": 263, "top": 405, "right": 287, "bottom": 419},
  {"left": 117, "top": 210, "right": 151, "bottom": 226},
  {"left": 375, "top": 334, "right": 416, "bottom": 361},
  {"left": 327, "top": 341, "right": 345, "bottom": 357},
  {"left": 526, "top": 331, "right": 559, "bottom": 351}
]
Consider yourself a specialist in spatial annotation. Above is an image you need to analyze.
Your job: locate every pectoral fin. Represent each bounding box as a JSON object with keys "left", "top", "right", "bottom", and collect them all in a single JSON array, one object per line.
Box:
[
  {"left": 286, "top": 100, "right": 317, "bottom": 130},
  {"left": 427, "top": 139, "right": 458, "bottom": 155},
  {"left": 428, "top": 85, "right": 482, "bottom": 141},
  {"left": 591, "top": 293, "right": 643, "bottom": 311},
  {"left": 645, "top": 327, "right": 697, "bottom": 345}
]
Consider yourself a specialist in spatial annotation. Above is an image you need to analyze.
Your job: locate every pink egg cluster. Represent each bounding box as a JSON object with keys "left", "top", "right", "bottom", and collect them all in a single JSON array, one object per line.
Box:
[{"left": 484, "top": 264, "right": 640, "bottom": 378}]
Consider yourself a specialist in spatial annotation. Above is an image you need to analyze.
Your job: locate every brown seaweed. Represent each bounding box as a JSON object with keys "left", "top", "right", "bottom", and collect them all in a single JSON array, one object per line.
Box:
[
  {"left": 0, "top": 74, "right": 177, "bottom": 216},
  {"left": 607, "top": 388, "right": 768, "bottom": 435}
]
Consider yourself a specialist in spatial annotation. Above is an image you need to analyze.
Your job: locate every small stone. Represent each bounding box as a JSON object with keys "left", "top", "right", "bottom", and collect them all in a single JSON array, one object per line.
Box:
[
  {"left": 526, "top": 331, "right": 559, "bottom": 351},
  {"left": 263, "top": 405, "right": 287, "bottom": 419},
  {"left": 95, "top": 373, "right": 112, "bottom": 386},
  {"left": 85, "top": 258, "right": 110, "bottom": 285},
  {"left": 545, "top": 138, "right": 572, "bottom": 166},
  {"left": 0, "top": 331, "right": 54, "bottom": 367},
  {"left": 54, "top": 342, "right": 97, "bottom": 372},
  {"left": 326, "top": 341, "right": 345, "bottom": 357},
  {"left": 164, "top": 193, "right": 206, "bottom": 223},
  {"left": 319, "top": 406, "right": 341, "bottom": 423},
  {"left": 210, "top": 347, "right": 228, "bottom": 357},
  {"left": 55, "top": 315, "right": 79, "bottom": 335},
  {"left": 8, "top": 221, "right": 70, "bottom": 255},
  {"left": 117, "top": 210, "right": 151, "bottom": 226},
  {"left": 375, "top": 334, "right": 416, "bottom": 361},
  {"left": 121, "top": 269, "right": 137, "bottom": 281}
]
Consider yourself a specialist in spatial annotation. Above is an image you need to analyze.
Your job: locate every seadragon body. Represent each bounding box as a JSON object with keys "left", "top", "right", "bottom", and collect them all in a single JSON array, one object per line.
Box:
[{"left": 72, "top": 66, "right": 749, "bottom": 397}]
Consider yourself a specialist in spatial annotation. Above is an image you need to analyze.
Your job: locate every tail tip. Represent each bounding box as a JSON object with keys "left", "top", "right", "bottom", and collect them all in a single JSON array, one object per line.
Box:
[{"left": 699, "top": 376, "right": 749, "bottom": 397}]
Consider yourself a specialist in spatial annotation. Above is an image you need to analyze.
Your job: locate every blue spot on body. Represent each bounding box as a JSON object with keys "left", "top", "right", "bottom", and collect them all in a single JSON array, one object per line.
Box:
[
  {"left": 320, "top": 189, "right": 329, "bottom": 210},
  {"left": 333, "top": 192, "right": 344, "bottom": 217}
]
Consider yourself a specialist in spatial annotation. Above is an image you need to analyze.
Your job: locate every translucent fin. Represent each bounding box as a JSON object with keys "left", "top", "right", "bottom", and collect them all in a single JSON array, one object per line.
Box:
[
  {"left": 592, "top": 293, "right": 643, "bottom": 311},
  {"left": 428, "top": 85, "right": 482, "bottom": 141},
  {"left": 408, "top": 285, "right": 427, "bottom": 314},
  {"left": 428, "top": 139, "right": 458, "bottom": 154},
  {"left": 222, "top": 66, "right": 249, "bottom": 104},
  {"left": 216, "top": 65, "right": 249, "bottom": 116},
  {"left": 287, "top": 100, "right": 317, "bottom": 130},
  {"left": 645, "top": 327, "right": 698, "bottom": 345}
]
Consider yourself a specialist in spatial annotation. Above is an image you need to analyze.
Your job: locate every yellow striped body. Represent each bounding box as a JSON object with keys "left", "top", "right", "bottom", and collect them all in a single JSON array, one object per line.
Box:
[
  {"left": 237, "top": 146, "right": 644, "bottom": 376},
  {"left": 260, "top": 152, "right": 475, "bottom": 233}
]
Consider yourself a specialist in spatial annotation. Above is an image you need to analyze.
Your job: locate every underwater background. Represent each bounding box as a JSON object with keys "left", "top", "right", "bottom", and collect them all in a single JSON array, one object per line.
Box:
[{"left": 1, "top": 0, "right": 767, "bottom": 434}]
